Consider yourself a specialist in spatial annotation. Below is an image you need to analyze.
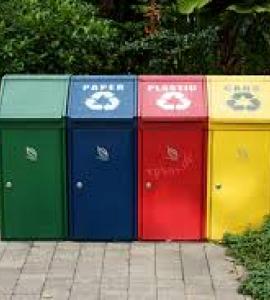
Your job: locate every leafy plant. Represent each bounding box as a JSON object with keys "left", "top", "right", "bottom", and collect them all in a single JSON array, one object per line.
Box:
[
  {"left": 118, "top": 27, "right": 219, "bottom": 74},
  {"left": 177, "top": 0, "right": 211, "bottom": 14},
  {"left": 1, "top": 0, "right": 270, "bottom": 75},
  {"left": 177, "top": 0, "right": 270, "bottom": 14},
  {"left": 228, "top": 1, "right": 270, "bottom": 14},
  {"left": 0, "top": 0, "right": 119, "bottom": 76},
  {"left": 223, "top": 216, "right": 270, "bottom": 300}
]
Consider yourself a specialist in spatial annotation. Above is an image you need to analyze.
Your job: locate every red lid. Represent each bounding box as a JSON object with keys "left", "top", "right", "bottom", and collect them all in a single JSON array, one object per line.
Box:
[{"left": 139, "top": 75, "right": 207, "bottom": 122}]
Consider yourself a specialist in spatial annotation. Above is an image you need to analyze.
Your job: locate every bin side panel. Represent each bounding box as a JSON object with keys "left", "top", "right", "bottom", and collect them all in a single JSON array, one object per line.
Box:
[
  {"left": 140, "top": 127, "right": 204, "bottom": 240},
  {"left": 209, "top": 130, "right": 270, "bottom": 240},
  {"left": 70, "top": 127, "right": 135, "bottom": 240},
  {"left": 1, "top": 128, "right": 66, "bottom": 239}
]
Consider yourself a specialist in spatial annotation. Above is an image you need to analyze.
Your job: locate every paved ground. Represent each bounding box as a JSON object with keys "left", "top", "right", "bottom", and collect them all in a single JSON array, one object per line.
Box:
[{"left": 0, "top": 242, "right": 250, "bottom": 300}]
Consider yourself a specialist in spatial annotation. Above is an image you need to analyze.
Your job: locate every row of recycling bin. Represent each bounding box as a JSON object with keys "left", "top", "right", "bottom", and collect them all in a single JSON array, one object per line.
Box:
[{"left": 0, "top": 75, "right": 269, "bottom": 241}]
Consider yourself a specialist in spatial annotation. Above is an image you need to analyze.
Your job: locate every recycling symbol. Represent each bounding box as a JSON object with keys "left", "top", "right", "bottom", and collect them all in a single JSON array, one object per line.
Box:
[
  {"left": 85, "top": 91, "right": 120, "bottom": 111},
  {"left": 227, "top": 92, "right": 260, "bottom": 111},
  {"left": 156, "top": 92, "right": 192, "bottom": 111}
]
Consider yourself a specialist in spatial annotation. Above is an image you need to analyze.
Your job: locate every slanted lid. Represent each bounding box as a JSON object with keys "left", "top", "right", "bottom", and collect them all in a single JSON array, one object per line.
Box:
[
  {"left": 139, "top": 75, "right": 207, "bottom": 122},
  {"left": 208, "top": 76, "right": 270, "bottom": 124},
  {"left": 68, "top": 75, "right": 137, "bottom": 121},
  {"left": 0, "top": 75, "right": 70, "bottom": 119}
]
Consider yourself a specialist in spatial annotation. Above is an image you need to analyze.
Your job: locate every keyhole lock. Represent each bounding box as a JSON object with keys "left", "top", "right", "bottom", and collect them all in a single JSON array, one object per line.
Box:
[
  {"left": 76, "top": 181, "right": 83, "bottom": 189},
  {"left": 5, "top": 181, "right": 12, "bottom": 189},
  {"left": 145, "top": 181, "right": 152, "bottom": 190},
  {"left": 215, "top": 184, "right": 222, "bottom": 190}
]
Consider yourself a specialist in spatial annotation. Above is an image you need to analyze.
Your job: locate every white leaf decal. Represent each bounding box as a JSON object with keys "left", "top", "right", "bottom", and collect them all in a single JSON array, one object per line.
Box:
[
  {"left": 96, "top": 146, "right": 110, "bottom": 162},
  {"left": 26, "top": 147, "right": 38, "bottom": 162},
  {"left": 167, "top": 146, "right": 179, "bottom": 161}
]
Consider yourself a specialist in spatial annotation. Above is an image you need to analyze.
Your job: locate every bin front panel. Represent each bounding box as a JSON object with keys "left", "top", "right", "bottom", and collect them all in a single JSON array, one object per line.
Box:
[
  {"left": 69, "top": 76, "right": 136, "bottom": 120},
  {"left": 70, "top": 127, "right": 134, "bottom": 240},
  {"left": 0, "top": 75, "right": 69, "bottom": 119},
  {"left": 140, "top": 126, "right": 204, "bottom": 240},
  {"left": 208, "top": 75, "right": 270, "bottom": 124},
  {"left": 1, "top": 129, "right": 66, "bottom": 239},
  {"left": 209, "top": 130, "right": 270, "bottom": 239},
  {"left": 139, "top": 76, "right": 206, "bottom": 121}
]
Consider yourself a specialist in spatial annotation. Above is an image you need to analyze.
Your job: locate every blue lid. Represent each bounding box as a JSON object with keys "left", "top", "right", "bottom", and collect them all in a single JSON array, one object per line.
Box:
[{"left": 68, "top": 75, "right": 137, "bottom": 120}]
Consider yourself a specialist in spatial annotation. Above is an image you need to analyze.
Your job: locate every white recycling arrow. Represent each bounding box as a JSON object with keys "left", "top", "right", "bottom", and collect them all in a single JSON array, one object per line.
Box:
[
  {"left": 85, "top": 91, "right": 120, "bottom": 111},
  {"left": 156, "top": 91, "right": 191, "bottom": 111}
]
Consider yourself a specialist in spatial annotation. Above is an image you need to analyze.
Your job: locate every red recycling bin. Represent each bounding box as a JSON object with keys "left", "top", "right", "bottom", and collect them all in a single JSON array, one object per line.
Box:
[{"left": 138, "top": 76, "right": 208, "bottom": 240}]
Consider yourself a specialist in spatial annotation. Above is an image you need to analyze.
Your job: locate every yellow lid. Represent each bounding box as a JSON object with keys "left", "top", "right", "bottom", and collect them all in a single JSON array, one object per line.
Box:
[{"left": 207, "top": 76, "right": 270, "bottom": 124}]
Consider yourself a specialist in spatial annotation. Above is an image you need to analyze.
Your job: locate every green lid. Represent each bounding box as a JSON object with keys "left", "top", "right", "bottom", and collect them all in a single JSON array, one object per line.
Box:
[{"left": 0, "top": 75, "right": 70, "bottom": 119}]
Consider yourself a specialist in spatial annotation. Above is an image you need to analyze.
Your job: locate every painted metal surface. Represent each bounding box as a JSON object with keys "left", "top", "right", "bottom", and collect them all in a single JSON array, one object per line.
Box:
[
  {"left": 0, "top": 75, "right": 69, "bottom": 119},
  {"left": 0, "top": 75, "right": 69, "bottom": 240},
  {"left": 138, "top": 76, "right": 207, "bottom": 240},
  {"left": 68, "top": 75, "right": 137, "bottom": 120},
  {"left": 68, "top": 76, "right": 137, "bottom": 240},
  {"left": 207, "top": 76, "right": 270, "bottom": 240},
  {"left": 209, "top": 130, "right": 270, "bottom": 239},
  {"left": 70, "top": 128, "right": 135, "bottom": 240},
  {"left": 1, "top": 129, "right": 67, "bottom": 239},
  {"left": 208, "top": 76, "right": 270, "bottom": 124},
  {"left": 139, "top": 75, "right": 207, "bottom": 121}
]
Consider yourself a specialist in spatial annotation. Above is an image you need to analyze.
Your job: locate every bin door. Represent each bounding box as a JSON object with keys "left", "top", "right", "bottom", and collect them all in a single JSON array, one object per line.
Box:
[
  {"left": 1, "top": 129, "right": 65, "bottom": 239},
  {"left": 210, "top": 130, "right": 270, "bottom": 239},
  {"left": 71, "top": 128, "right": 134, "bottom": 240},
  {"left": 141, "top": 127, "right": 204, "bottom": 240}
]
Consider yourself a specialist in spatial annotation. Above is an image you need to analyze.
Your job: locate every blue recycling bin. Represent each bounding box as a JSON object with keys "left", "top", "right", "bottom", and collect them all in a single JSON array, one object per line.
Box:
[{"left": 68, "top": 75, "right": 137, "bottom": 240}]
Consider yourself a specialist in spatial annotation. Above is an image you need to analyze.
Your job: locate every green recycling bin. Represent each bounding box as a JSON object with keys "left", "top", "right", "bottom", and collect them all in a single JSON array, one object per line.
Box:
[{"left": 0, "top": 75, "right": 69, "bottom": 240}]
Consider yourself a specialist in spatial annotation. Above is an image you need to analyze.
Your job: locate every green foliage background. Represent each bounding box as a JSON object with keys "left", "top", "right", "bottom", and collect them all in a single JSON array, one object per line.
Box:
[
  {"left": 1, "top": 0, "right": 270, "bottom": 76},
  {"left": 0, "top": 0, "right": 119, "bottom": 75},
  {"left": 223, "top": 217, "right": 270, "bottom": 300}
]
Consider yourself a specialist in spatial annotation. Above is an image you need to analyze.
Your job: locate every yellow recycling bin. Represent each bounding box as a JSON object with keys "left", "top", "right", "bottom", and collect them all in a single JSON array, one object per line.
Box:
[{"left": 207, "top": 76, "right": 270, "bottom": 240}]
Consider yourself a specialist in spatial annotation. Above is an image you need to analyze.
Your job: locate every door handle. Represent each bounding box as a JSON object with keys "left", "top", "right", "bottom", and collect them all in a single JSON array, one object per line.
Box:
[
  {"left": 215, "top": 184, "right": 222, "bottom": 190},
  {"left": 5, "top": 181, "right": 13, "bottom": 189},
  {"left": 76, "top": 181, "right": 83, "bottom": 190},
  {"left": 145, "top": 181, "right": 152, "bottom": 190}
]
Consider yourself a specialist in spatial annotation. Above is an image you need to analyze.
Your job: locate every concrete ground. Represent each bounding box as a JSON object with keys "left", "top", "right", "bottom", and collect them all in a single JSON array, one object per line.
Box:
[{"left": 0, "top": 242, "right": 250, "bottom": 300}]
